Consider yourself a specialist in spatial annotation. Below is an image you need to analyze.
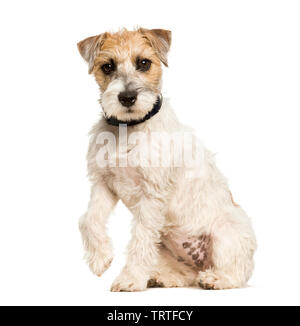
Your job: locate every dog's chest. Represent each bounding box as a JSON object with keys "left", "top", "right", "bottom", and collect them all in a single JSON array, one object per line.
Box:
[
  {"left": 103, "top": 164, "right": 143, "bottom": 205},
  {"left": 101, "top": 131, "right": 174, "bottom": 205},
  {"left": 105, "top": 165, "right": 169, "bottom": 204}
]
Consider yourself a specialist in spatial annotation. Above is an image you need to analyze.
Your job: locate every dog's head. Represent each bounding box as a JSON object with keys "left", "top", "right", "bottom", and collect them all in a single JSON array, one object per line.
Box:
[{"left": 77, "top": 28, "right": 171, "bottom": 122}]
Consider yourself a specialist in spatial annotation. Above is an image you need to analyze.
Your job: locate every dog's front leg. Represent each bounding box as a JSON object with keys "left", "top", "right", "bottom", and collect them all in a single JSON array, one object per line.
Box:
[
  {"left": 79, "top": 181, "right": 118, "bottom": 276},
  {"left": 111, "top": 197, "right": 164, "bottom": 292}
]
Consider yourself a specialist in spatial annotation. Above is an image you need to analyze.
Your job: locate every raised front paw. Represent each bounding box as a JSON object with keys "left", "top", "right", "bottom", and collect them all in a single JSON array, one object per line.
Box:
[
  {"left": 111, "top": 268, "right": 148, "bottom": 292},
  {"left": 85, "top": 249, "right": 113, "bottom": 277},
  {"left": 79, "top": 215, "right": 113, "bottom": 277}
]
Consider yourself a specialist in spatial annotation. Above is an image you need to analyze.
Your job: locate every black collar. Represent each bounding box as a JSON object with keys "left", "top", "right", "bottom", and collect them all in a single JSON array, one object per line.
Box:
[{"left": 104, "top": 95, "right": 163, "bottom": 127}]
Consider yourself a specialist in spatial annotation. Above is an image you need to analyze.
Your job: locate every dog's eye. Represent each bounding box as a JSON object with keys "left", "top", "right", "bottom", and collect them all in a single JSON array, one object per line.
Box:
[
  {"left": 101, "top": 61, "right": 115, "bottom": 75},
  {"left": 136, "top": 58, "right": 152, "bottom": 72}
]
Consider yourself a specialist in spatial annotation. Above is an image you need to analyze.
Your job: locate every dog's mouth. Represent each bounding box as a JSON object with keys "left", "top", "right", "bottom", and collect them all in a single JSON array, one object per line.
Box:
[{"left": 125, "top": 108, "right": 134, "bottom": 113}]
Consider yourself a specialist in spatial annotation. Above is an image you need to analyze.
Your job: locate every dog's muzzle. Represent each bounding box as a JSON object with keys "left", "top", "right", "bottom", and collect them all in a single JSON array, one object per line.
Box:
[{"left": 105, "top": 94, "right": 163, "bottom": 127}]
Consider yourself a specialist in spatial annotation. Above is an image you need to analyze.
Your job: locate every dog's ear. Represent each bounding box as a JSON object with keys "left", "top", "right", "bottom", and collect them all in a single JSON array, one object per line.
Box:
[
  {"left": 138, "top": 28, "right": 172, "bottom": 67},
  {"left": 77, "top": 33, "right": 106, "bottom": 73}
]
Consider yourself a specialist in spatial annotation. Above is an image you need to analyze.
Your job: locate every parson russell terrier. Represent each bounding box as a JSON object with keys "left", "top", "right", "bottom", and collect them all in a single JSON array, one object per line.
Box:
[{"left": 77, "top": 28, "right": 257, "bottom": 291}]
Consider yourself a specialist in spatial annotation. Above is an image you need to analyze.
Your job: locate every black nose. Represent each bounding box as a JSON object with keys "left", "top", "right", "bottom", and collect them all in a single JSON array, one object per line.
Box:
[{"left": 118, "top": 91, "right": 137, "bottom": 107}]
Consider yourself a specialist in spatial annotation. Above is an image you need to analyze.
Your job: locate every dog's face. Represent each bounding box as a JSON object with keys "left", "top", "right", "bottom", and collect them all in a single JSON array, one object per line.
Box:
[{"left": 78, "top": 28, "right": 171, "bottom": 121}]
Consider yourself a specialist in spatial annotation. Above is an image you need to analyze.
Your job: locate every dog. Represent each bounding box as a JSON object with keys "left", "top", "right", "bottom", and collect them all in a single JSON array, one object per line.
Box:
[{"left": 77, "top": 28, "right": 257, "bottom": 291}]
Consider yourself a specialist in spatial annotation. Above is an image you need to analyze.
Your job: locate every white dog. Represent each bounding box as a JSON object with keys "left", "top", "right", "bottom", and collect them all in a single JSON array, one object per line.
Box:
[{"left": 77, "top": 28, "right": 257, "bottom": 291}]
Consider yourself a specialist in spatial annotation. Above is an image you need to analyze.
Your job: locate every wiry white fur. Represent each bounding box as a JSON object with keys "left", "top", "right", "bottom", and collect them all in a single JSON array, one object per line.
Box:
[{"left": 80, "top": 98, "right": 257, "bottom": 291}]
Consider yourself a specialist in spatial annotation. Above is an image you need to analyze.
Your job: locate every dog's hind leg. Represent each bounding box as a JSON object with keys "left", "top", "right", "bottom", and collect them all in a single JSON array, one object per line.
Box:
[
  {"left": 147, "top": 246, "right": 197, "bottom": 288},
  {"left": 196, "top": 215, "right": 257, "bottom": 290}
]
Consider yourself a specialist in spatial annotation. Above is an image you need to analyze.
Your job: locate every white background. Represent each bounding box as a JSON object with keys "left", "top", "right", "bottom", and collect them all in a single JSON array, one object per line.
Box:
[{"left": 0, "top": 0, "right": 299, "bottom": 306}]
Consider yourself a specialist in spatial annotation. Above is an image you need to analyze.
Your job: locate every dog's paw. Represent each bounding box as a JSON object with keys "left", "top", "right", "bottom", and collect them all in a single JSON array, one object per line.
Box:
[
  {"left": 197, "top": 270, "right": 220, "bottom": 290},
  {"left": 147, "top": 273, "right": 188, "bottom": 288},
  {"left": 111, "top": 268, "right": 148, "bottom": 292},
  {"left": 85, "top": 250, "right": 113, "bottom": 277},
  {"left": 197, "top": 270, "right": 236, "bottom": 290}
]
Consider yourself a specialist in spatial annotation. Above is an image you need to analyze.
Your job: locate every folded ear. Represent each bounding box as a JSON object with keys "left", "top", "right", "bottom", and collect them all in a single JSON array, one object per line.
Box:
[
  {"left": 77, "top": 33, "right": 106, "bottom": 73},
  {"left": 138, "top": 28, "right": 172, "bottom": 66}
]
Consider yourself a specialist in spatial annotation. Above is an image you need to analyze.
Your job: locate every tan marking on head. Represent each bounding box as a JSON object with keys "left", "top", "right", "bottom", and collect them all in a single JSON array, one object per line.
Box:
[
  {"left": 138, "top": 28, "right": 172, "bottom": 67},
  {"left": 77, "top": 28, "right": 171, "bottom": 92},
  {"left": 77, "top": 33, "right": 107, "bottom": 73}
]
